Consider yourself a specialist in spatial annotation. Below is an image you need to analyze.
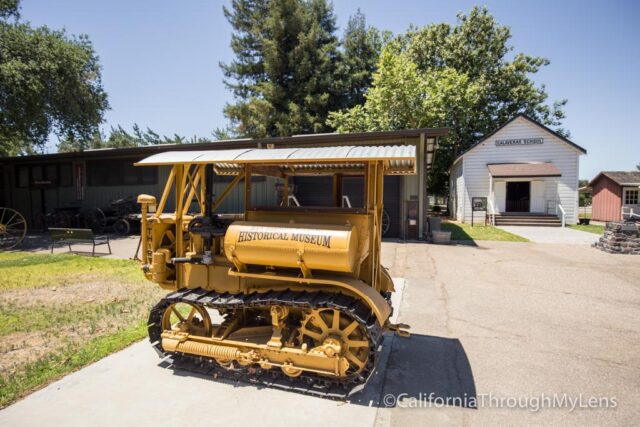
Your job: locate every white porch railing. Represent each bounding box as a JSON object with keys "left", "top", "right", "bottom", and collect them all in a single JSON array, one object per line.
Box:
[
  {"left": 558, "top": 204, "right": 566, "bottom": 227},
  {"left": 622, "top": 206, "right": 640, "bottom": 220},
  {"left": 487, "top": 198, "right": 496, "bottom": 226}
]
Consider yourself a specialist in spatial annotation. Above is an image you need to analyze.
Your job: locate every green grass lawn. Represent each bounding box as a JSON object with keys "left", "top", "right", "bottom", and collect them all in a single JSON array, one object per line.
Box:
[
  {"left": 0, "top": 252, "right": 141, "bottom": 291},
  {"left": 0, "top": 252, "right": 164, "bottom": 408},
  {"left": 568, "top": 224, "right": 605, "bottom": 235},
  {"left": 0, "top": 321, "right": 147, "bottom": 408},
  {"left": 441, "top": 221, "right": 529, "bottom": 242}
]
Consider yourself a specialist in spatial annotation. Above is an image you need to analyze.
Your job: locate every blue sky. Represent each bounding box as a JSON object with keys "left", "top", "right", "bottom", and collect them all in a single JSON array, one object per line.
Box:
[{"left": 19, "top": 0, "right": 640, "bottom": 179}]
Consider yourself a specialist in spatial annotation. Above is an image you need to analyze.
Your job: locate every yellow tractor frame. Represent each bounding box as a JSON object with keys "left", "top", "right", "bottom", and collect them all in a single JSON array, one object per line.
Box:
[
  {"left": 135, "top": 146, "right": 415, "bottom": 390},
  {"left": 138, "top": 157, "right": 400, "bottom": 325}
]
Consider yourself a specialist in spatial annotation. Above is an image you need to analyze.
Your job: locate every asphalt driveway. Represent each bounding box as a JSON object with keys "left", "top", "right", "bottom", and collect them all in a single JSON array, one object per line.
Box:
[
  {"left": 1, "top": 240, "right": 638, "bottom": 426},
  {"left": 497, "top": 225, "right": 600, "bottom": 244},
  {"left": 381, "top": 241, "right": 639, "bottom": 426}
]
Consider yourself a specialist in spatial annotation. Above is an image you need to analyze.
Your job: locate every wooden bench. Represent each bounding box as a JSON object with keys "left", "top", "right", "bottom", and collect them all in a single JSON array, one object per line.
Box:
[{"left": 49, "top": 228, "right": 112, "bottom": 256}]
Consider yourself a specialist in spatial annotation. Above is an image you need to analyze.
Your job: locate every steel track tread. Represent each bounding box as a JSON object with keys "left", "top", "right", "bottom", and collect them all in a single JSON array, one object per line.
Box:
[{"left": 147, "top": 288, "right": 383, "bottom": 400}]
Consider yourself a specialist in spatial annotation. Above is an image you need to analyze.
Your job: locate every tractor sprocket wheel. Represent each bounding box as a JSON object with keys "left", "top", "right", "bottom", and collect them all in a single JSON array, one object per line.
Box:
[
  {"left": 161, "top": 302, "right": 212, "bottom": 337},
  {"left": 298, "top": 308, "right": 370, "bottom": 375}
]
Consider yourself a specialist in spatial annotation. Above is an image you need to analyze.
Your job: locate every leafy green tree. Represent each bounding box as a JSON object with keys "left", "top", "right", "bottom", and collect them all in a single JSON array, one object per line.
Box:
[
  {"left": 0, "top": 0, "right": 108, "bottom": 156},
  {"left": 328, "top": 6, "right": 567, "bottom": 195},
  {"left": 221, "top": 0, "right": 342, "bottom": 137},
  {"left": 57, "top": 125, "right": 195, "bottom": 152},
  {"left": 56, "top": 130, "right": 102, "bottom": 152},
  {"left": 0, "top": 0, "right": 18, "bottom": 19},
  {"left": 212, "top": 125, "right": 236, "bottom": 140},
  {"left": 578, "top": 179, "right": 592, "bottom": 207}
]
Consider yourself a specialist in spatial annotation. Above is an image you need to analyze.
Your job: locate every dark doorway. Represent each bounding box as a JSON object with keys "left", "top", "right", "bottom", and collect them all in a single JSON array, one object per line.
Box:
[{"left": 506, "top": 181, "right": 530, "bottom": 212}]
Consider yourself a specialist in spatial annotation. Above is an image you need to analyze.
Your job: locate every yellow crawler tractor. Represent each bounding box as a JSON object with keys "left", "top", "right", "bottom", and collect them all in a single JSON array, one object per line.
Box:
[{"left": 136, "top": 145, "right": 413, "bottom": 398}]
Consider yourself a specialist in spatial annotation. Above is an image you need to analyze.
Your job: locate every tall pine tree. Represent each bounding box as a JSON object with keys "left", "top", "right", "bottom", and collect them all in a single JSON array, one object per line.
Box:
[
  {"left": 220, "top": 0, "right": 269, "bottom": 101},
  {"left": 221, "top": 0, "right": 346, "bottom": 138},
  {"left": 335, "top": 10, "right": 386, "bottom": 110}
]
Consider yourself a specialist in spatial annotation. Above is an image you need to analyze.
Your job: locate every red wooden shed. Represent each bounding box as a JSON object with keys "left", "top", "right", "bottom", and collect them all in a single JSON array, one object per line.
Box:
[{"left": 589, "top": 171, "right": 640, "bottom": 221}]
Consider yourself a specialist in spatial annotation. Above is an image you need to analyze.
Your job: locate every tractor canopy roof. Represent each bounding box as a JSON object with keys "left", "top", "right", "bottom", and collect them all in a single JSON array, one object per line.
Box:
[{"left": 135, "top": 145, "right": 416, "bottom": 176}]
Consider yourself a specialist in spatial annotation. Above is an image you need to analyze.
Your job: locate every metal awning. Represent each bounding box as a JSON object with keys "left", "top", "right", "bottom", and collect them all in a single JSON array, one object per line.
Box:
[
  {"left": 136, "top": 145, "right": 417, "bottom": 175},
  {"left": 487, "top": 163, "right": 561, "bottom": 178}
]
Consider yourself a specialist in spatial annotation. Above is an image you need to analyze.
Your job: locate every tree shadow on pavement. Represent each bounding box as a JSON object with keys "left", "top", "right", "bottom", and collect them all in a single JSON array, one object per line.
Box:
[{"left": 351, "top": 333, "right": 477, "bottom": 408}]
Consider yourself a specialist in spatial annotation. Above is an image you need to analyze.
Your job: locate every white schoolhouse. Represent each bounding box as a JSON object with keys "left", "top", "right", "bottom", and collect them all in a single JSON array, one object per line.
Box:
[{"left": 449, "top": 114, "right": 586, "bottom": 226}]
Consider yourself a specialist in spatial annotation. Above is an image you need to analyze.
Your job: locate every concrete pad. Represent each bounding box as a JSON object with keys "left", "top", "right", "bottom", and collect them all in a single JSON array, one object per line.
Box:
[
  {"left": 498, "top": 225, "right": 599, "bottom": 244},
  {"left": 0, "top": 278, "right": 407, "bottom": 427},
  {"left": 0, "top": 341, "right": 381, "bottom": 427}
]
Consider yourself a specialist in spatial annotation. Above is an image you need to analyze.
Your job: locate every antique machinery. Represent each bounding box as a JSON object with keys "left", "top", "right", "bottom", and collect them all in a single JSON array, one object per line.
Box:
[
  {"left": 0, "top": 207, "right": 27, "bottom": 250},
  {"left": 136, "top": 145, "right": 414, "bottom": 398}
]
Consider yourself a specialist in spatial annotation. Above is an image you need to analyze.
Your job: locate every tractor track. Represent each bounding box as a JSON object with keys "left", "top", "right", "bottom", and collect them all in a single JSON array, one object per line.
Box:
[{"left": 148, "top": 288, "right": 383, "bottom": 400}]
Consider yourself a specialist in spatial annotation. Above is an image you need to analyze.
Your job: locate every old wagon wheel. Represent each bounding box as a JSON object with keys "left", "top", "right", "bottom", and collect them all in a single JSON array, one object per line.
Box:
[
  {"left": 381, "top": 209, "right": 391, "bottom": 236},
  {"left": 0, "top": 207, "right": 27, "bottom": 250},
  {"left": 82, "top": 207, "right": 106, "bottom": 233},
  {"left": 113, "top": 218, "right": 131, "bottom": 235}
]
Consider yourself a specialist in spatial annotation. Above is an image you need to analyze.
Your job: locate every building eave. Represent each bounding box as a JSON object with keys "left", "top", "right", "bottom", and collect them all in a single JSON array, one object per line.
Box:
[{"left": 0, "top": 127, "right": 450, "bottom": 165}]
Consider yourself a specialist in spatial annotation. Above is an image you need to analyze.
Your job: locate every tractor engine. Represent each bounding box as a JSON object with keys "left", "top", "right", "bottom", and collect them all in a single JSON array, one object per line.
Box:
[{"left": 223, "top": 222, "right": 359, "bottom": 275}]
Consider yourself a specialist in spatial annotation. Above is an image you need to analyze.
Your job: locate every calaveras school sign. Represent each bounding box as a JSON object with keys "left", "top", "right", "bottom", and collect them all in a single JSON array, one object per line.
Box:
[{"left": 495, "top": 138, "right": 543, "bottom": 146}]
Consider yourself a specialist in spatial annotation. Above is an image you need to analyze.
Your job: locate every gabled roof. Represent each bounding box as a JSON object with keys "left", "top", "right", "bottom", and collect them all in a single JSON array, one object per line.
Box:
[
  {"left": 452, "top": 114, "right": 587, "bottom": 167},
  {"left": 589, "top": 171, "right": 640, "bottom": 187}
]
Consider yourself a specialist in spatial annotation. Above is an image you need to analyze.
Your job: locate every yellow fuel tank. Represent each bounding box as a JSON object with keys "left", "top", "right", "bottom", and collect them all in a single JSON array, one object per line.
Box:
[{"left": 223, "top": 221, "right": 359, "bottom": 273}]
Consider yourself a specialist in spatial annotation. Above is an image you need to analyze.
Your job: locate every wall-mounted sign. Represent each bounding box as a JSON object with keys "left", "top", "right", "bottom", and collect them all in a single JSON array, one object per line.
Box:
[
  {"left": 470, "top": 197, "right": 487, "bottom": 227},
  {"left": 495, "top": 138, "right": 543, "bottom": 146},
  {"left": 472, "top": 197, "right": 487, "bottom": 211}
]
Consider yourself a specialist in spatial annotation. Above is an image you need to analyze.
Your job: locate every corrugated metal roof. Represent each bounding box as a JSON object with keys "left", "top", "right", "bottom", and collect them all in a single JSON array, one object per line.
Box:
[
  {"left": 135, "top": 145, "right": 416, "bottom": 174},
  {"left": 487, "top": 163, "right": 561, "bottom": 178}
]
